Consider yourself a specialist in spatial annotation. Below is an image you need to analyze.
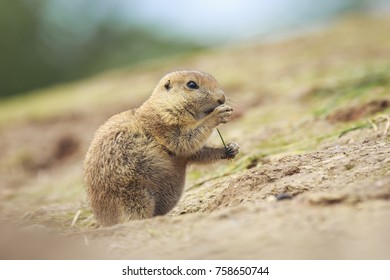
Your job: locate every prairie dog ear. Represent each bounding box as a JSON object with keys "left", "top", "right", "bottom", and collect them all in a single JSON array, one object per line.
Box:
[{"left": 164, "top": 79, "right": 171, "bottom": 91}]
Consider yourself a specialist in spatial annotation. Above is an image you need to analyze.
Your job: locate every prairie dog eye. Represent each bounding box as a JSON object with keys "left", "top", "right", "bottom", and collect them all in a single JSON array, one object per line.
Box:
[{"left": 186, "top": 81, "right": 199, "bottom": 89}]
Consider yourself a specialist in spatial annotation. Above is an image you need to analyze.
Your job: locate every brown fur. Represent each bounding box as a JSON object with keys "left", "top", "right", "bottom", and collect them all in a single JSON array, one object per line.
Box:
[{"left": 84, "top": 70, "right": 239, "bottom": 226}]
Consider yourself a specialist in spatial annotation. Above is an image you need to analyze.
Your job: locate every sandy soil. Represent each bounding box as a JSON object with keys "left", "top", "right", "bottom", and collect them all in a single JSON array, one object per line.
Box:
[{"left": 0, "top": 16, "right": 389, "bottom": 259}]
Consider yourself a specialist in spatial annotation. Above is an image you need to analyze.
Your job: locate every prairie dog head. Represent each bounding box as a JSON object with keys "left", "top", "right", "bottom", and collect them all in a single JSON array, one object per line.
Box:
[{"left": 149, "top": 70, "right": 226, "bottom": 124}]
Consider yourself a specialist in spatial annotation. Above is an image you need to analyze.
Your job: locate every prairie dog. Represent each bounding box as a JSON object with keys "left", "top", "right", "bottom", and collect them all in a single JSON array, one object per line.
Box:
[{"left": 84, "top": 70, "right": 239, "bottom": 226}]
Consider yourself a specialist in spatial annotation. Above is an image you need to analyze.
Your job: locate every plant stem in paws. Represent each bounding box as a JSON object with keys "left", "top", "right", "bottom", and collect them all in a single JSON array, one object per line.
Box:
[{"left": 216, "top": 128, "right": 227, "bottom": 149}]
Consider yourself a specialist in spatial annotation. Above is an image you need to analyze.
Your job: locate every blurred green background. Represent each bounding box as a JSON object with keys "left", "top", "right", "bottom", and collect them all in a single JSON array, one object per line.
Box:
[{"left": 0, "top": 0, "right": 388, "bottom": 99}]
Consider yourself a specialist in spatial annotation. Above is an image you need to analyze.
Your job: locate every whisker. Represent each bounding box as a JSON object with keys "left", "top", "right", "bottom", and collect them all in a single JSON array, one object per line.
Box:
[{"left": 226, "top": 98, "right": 243, "bottom": 107}]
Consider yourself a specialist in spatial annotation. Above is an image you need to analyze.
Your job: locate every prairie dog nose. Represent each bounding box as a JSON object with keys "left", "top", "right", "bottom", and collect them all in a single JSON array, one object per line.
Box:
[{"left": 217, "top": 94, "right": 226, "bottom": 105}]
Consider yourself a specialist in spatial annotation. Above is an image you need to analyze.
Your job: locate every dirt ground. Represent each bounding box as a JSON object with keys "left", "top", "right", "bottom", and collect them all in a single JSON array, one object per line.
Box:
[{"left": 0, "top": 16, "right": 389, "bottom": 259}]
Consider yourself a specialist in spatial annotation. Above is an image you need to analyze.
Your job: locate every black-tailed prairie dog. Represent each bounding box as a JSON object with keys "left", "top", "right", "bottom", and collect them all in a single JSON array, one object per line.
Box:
[{"left": 84, "top": 70, "right": 239, "bottom": 226}]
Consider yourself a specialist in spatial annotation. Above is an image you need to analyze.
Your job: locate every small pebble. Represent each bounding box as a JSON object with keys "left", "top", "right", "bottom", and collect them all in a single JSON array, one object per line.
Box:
[{"left": 276, "top": 193, "right": 293, "bottom": 201}]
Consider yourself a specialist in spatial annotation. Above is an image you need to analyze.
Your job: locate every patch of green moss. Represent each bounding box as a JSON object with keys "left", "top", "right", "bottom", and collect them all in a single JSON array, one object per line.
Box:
[{"left": 310, "top": 65, "right": 390, "bottom": 118}]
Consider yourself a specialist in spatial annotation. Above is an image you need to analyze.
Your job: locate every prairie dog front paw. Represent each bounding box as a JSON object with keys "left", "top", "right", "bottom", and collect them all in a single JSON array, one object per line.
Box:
[
  {"left": 213, "top": 104, "right": 233, "bottom": 125},
  {"left": 223, "top": 142, "right": 240, "bottom": 159}
]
